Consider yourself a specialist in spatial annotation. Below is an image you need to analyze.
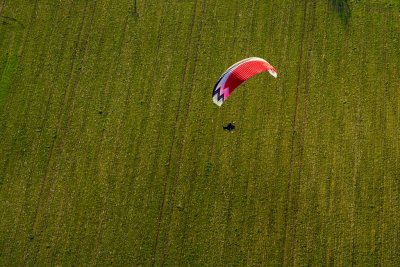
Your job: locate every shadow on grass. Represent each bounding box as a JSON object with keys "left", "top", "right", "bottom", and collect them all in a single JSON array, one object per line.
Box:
[{"left": 329, "top": 0, "right": 351, "bottom": 25}]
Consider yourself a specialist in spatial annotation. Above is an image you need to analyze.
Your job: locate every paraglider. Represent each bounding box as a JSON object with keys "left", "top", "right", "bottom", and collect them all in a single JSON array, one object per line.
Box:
[{"left": 212, "top": 57, "right": 277, "bottom": 106}]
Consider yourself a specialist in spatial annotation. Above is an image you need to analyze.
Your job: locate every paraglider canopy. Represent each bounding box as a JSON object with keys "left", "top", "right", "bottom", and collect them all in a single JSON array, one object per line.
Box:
[{"left": 212, "top": 57, "right": 277, "bottom": 106}]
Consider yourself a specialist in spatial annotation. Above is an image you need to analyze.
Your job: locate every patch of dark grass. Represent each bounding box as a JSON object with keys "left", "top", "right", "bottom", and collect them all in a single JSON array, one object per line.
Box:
[
  {"left": 204, "top": 162, "right": 213, "bottom": 178},
  {"left": 329, "top": 0, "right": 351, "bottom": 25},
  {"left": 0, "top": 16, "right": 25, "bottom": 29},
  {"left": 0, "top": 54, "right": 18, "bottom": 109}
]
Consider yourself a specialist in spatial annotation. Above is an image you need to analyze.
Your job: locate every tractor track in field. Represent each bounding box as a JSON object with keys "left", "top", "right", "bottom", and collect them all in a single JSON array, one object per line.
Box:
[
  {"left": 51, "top": 2, "right": 113, "bottom": 263},
  {"left": 6, "top": 1, "right": 74, "bottom": 260},
  {"left": 2, "top": 0, "right": 63, "bottom": 261},
  {"left": 202, "top": 0, "right": 241, "bottom": 207},
  {"left": 0, "top": 0, "right": 42, "bottom": 254},
  {"left": 121, "top": 0, "right": 169, "bottom": 204},
  {"left": 320, "top": 4, "right": 339, "bottom": 264},
  {"left": 235, "top": 1, "right": 279, "bottom": 264},
  {"left": 186, "top": 7, "right": 242, "bottom": 258},
  {"left": 0, "top": 0, "right": 39, "bottom": 188},
  {"left": 104, "top": 12, "right": 168, "bottom": 261},
  {"left": 20, "top": 1, "right": 74, "bottom": 207},
  {"left": 280, "top": 5, "right": 308, "bottom": 261},
  {"left": 289, "top": 0, "right": 316, "bottom": 264},
  {"left": 375, "top": 13, "right": 389, "bottom": 259},
  {"left": 88, "top": 12, "right": 134, "bottom": 266},
  {"left": 203, "top": 1, "right": 252, "bottom": 262},
  {"left": 218, "top": 0, "right": 249, "bottom": 261},
  {"left": 86, "top": 0, "right": 169, "bottom": 262},
  {"left": 16, "top": 0, "right": 38, "bottom": 57},
  {"left": 126, "top": 0, "right": 186, "bottom": 196},
  {"left": 266, "top": 1, "right": 294, "bottom": 258},
  {"left": 0, "top": 0, "right": 39, "bottom": 176},
  {"left": 174, "top": 2, "right": 225, "bottom": 263},
  {"left": 349, "top": 6, "right": 368, "bottom": 265},
  {"left": 143, "top": 5, "right": 189, "bottom": 195},
  {"left": 130, "top": 7, "right": 190, "bottom": 265},
  {"left": 246, "top": 0, "right": 292, "bottom": 261},
  {"left": 23, "top": 1, "right": 95, "bottom": 262},
  {"left": 113, "top": 13, "right": 168, "bottom": 260},
  {"left": 98, "top": 1, "right": 170, "bottom": 263},
  {"left": 281, "top": 0, "right": 316, "bottom": 265},
  {"left": 150, "top": 1, "right": 203, "bottom": 265},
  {"left": 207, "top": 5, "right": 246, "bottom": 241},
  {"left": 159, "top": 1, "right": 209, "bottom": 265},
  {"left": 53, "top": 1, "right": 120, "bottom": 262},
  {"left": 0, "top": 0, "right": 5, "bottom": 15},
  {"left": 102, "top": 18, "right": 149, "bottom": 258},
  {"left": 173, "top": 1, "right": 255, "bottom": 263},
  {"left": 22, "top": 1, "right": 97, "bottom": 264},
  {"left": 220, "top": 1, "right": 258, "bottom": 263}
]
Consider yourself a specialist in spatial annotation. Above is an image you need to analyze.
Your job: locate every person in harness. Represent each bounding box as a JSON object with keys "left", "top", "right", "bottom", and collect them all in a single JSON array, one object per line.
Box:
[{"left": 223, "top": 122, "right": 235, "bottom": 132}]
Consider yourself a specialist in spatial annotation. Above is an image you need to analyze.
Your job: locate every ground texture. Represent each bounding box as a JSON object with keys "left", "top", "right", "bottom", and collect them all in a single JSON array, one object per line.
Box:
[{"left": 1, "top": 0, "right": 400, "bottom": 266}]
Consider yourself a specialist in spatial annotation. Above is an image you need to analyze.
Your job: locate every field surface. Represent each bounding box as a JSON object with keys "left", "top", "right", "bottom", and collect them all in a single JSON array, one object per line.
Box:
[{"left": 1, "top": 0, "right": 400, "bottom": 266}]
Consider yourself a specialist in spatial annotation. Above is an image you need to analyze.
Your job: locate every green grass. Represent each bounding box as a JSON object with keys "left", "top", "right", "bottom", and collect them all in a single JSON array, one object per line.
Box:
[
  {"left": 0, "top": 0, "right": 399, "bottom": 266},
  {"left": 0, "top": 54, "right": 18, "bottom": 108},
  {"left": 329, "top": 0, "right": 351, "bottom": 24}
]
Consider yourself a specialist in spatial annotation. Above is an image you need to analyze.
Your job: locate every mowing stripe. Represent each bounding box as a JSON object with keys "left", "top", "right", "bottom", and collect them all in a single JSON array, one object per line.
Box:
[
  {"left": 281, "top": 0, "right": 310, "bottom": 265},
  {"left": 150, "top": 1, "right": 200, "bottom": 265}
]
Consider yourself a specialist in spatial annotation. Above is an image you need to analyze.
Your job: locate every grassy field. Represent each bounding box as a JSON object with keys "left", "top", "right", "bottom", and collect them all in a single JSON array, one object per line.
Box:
[{"left": 0, "top": 0, "right": 399, "bottom": 266}]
